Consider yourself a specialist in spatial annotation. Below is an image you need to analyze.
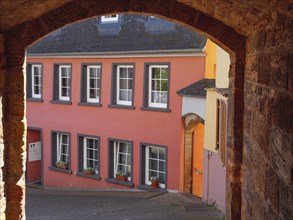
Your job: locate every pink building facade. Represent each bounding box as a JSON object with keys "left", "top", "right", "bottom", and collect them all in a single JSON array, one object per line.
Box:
[{"left": 26, "top": 54, "right": 205, "bottom": 191}]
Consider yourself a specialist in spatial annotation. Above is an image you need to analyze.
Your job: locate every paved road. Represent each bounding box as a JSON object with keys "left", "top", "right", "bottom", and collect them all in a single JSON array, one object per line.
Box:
[{"left": 26, "top": 186, "right": 225, "bottom": 220}]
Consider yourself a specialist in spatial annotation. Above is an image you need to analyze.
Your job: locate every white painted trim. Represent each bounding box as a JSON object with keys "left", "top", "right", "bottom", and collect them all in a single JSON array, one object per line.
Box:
[
  {"left": 83, "top": 138, "right": 87, "bottom": 169},
  {"left": 148, "top": 65, "right": 168, "bottom": 108},
  {"left": 31, "top": 64, "right": 42, "bottom": 98},
  {"left": 57, "top": 133, "right": 61, "bottom": 161},
  {"left": 59, "top": 65, "right": 71, "bottom": 101},
  {"left": 86, "top": 65, "right": 101, "bottom": 103},
  {"left": 145, "top": 146, "right": 166, "bottom": 188},
  {"left": 116, "top": 65, "right": 133, "bottom": 106},
  {"left": 83, "top": 137, "right": 99, "bottom": 170},
  {"left": 113, "top": 141, "right": 132, "bottom": 181},
  {"left": 57, "top": 133, "right": 69, "bottom": 163}
]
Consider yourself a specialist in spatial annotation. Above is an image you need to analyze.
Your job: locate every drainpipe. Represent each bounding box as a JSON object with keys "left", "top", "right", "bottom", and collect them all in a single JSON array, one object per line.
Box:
[{"left": 207, "top": 151, "right": 212, "bottom": 203}]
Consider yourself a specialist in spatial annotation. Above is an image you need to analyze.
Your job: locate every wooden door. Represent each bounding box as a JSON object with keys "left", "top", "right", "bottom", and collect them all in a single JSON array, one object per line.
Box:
[{"left": 192, "top": 123, "right": 204, "bottom": 197}]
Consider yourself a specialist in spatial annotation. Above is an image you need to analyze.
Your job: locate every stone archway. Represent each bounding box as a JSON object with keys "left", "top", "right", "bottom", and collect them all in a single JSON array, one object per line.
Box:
[
  {"left": 1, "top": 1, "right": 292, "bottom": 220},
  {"left": 0, "top": 1, "right": 246, "bottom": 218}
]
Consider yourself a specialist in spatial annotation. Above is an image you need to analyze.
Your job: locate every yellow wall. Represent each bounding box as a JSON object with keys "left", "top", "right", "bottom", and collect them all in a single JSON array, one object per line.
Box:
[
  {"left": 216, "top": 46, "right": 230, "bottom": 88},
  {"left": 204, "top": 40, "right": 230, "bottom": 87},
  {"left": 203, "top": 89, "right": 227, "bottom": 152},
  {"left": 204, "top": 42, "right": 230, "bottom": 152},
  {"left": 204, "top": 39, "right": 217, "bottom": 79}
]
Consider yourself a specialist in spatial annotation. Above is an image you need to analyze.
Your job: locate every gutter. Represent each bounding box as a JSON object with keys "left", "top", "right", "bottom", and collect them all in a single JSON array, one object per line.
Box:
[
  {"left": 26, "top": 48, "right": 205, "bottom": 58},
  {"left": 176, "top": 93, "right": 206, "bottom": 98}
]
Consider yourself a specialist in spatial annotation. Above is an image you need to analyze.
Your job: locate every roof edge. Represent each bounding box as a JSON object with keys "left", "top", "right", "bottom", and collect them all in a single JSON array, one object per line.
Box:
[
  {"left": 176, "top": 92, "right": 208, "bottom": 98},
  {"left": 26, "top": 49, "right": 205, "bottom": 58}
]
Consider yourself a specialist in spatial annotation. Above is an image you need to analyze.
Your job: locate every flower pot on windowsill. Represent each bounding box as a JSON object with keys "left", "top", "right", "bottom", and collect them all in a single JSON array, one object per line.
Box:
[
  {"left": 151, "top": 180, "right": 159, "bottom": 188},
  {"left": 115, "top": 171, "right": 127, "bottom": 181},
  {"left": 83, "top": 167, "right": 95, "bottom": 175},
  {"left": 55, "top": 161, "right": 69, "bottom": 170},
  {"left": 116, "top": 175, "right": 127, "bottom": 181},
  {"left": 150, "top": 176, "right": 159, "bottom": 188},
  {"left": 56, "top": 164, "right": 68, "bottom": 169},
  {"left": 84, "top": 170, "right": 95, "bottom": 175}
]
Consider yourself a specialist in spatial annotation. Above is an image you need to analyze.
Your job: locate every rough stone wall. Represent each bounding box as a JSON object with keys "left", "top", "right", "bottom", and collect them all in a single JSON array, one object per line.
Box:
[
  {"left": 2, "top": 31, "right": 27, "bottom": 219},
  {"left": 0, "top": 32, "right": 7, "bottom": 220},
  {"left": 243, "top": 3, "right": 293, "bottom": 220},
  {"left": 0, "top": 1, "right": 245, "bottom": 219},
  {"left": 0, "top": 106, "right": 5, "bottom": 220}
]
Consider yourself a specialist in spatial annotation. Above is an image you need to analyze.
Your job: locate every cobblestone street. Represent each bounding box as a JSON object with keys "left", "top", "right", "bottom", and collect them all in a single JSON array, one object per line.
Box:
[{"left": 26, "top": 187, "right": 224, "bottom": 220}]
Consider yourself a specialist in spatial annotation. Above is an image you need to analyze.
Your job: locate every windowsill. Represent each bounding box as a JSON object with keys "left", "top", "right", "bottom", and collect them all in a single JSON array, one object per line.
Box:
[
  {"left": 137, "top": 184, "right": 167, "bottom": 192},
  {"left": 27, "top": 98, "right": 44, "bottom": 103},
  {"left": 76, "top": 172, "right": 101, "bottom": 180},
  {"left": 108, "top": 104, "right": 135, "bottom": 110},
  {"left": 50, "top": 100, "right": 72, "bottom": 105},
  {"left": 105, "top": 178, "right": 134, "bottom": 187},
  {"left": 140, "top": 107, "right": 171, "bottom": 112},
  {"left": 78, "top": 102, "right": 102, "bottom": 107},
  {"left": 49, "top": 166, "right": 72, "bottom": 174}
]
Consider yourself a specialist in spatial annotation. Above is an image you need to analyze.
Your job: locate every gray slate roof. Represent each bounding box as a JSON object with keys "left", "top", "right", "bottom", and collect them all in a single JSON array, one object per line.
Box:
[
  {"left": 27, "top": 14, "right": 207, "bottom": 54},
  {"left": 177, "top": 78, "right": 216, "bottom": 97}
]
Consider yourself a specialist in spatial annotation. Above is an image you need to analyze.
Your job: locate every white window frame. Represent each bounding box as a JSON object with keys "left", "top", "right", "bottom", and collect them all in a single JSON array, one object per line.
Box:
[
  {"left": 59, "top": 65, "right": 71, "bottom": 101},
  {"left": 116, "top": 65, "right": 134, "bottom": 106},
  {"left": 113, "top": 141, "right": 131, "bottom": 181},
  {"left": 86, "top": 65, "right": 101, "bottom": 103},
  {"left": 57, "top": 133, "right": 69, "bottom": 163},
  {"left": 31, "top": 64, "right": 42, "bottom": 98},
  {"left": 145, "top": 146, "right": 166, "bottom": 188},
  {"left": 148, "top": 65, "right": 169, "bottom": 108},
  {"left": 101, "top": 14, "right": 118, "bottom": 23},
  {"left": 83, "top": 137, "right": 99, "bottom": 171}
]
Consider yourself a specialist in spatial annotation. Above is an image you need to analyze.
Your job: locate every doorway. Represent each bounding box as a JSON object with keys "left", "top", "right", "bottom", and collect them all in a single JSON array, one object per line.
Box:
[
  {"left": 183, "top": 114, "right": 204, "bottom": 198},
  {"left": 192, "top": 123, "right": 204, "bottom": 197},
  {"left": 26, "top": 128, "right": 42, "bottom": 186}
]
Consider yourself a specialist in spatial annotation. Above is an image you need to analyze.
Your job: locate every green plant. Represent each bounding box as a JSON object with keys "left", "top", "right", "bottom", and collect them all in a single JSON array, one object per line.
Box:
[
  {"left": 150, "top": 176, "right": 159, "bottom": 181},
  {"left": 55, "top": 160, "right": 69, "bottom": 169},
  {"left": 116, "top": 171, "right": 127, "bottom": 176},
  {"left": 84, "top": 167, "right": 95, "bottom": 172},
  {"left": 55, "top": 160, "right": 68, "bottom": 166}
]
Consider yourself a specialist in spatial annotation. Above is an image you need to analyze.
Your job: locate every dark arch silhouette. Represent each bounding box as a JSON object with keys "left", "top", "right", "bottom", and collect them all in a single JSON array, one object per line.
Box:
[{"left": 3, "top": 1, "right": 245, "bottom": 219}]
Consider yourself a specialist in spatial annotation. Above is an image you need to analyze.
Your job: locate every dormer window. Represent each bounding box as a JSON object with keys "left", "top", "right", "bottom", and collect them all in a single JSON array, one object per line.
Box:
[{"left": 101, "top": 14, "right": 118, "bottom": 23}]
